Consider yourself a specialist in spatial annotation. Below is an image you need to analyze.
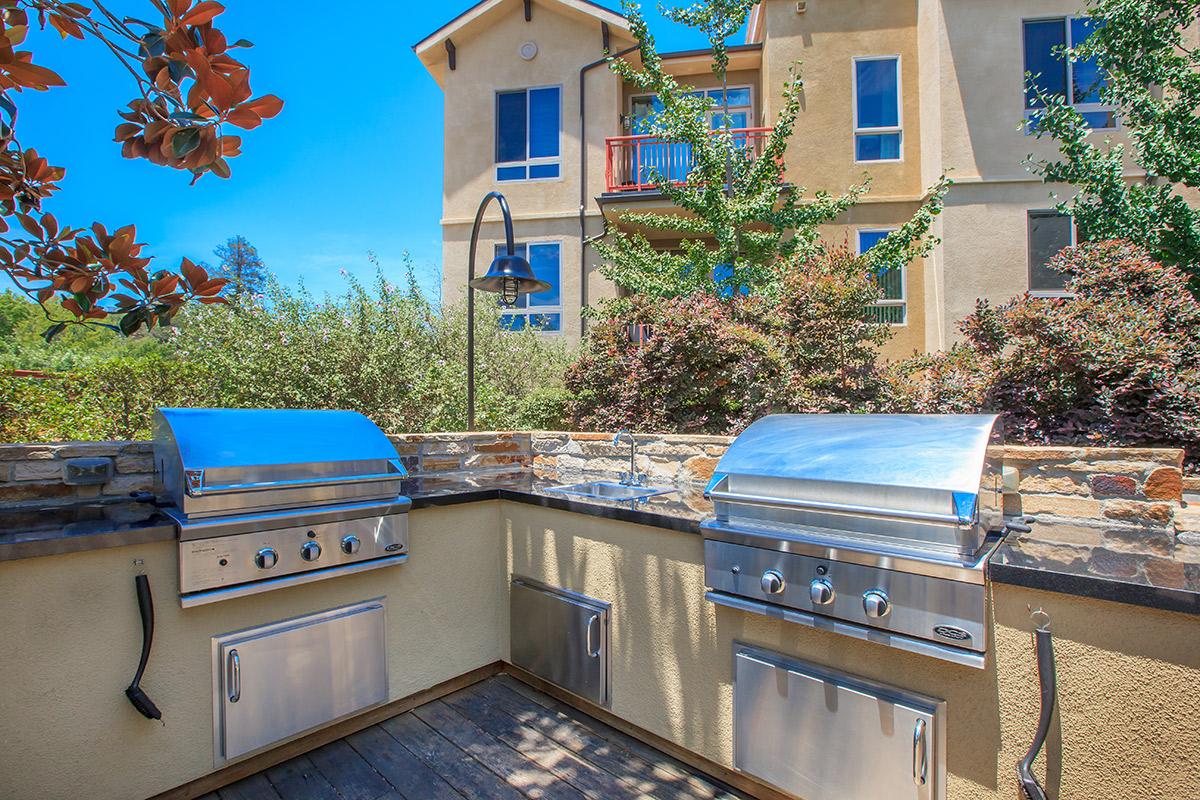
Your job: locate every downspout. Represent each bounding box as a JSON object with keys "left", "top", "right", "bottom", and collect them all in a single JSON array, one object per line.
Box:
[{"left": 579, "top": 43, "right": 639, "bottom": 335}]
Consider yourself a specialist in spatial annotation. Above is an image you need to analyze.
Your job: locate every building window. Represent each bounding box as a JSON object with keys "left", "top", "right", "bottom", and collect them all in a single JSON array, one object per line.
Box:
[
  {"left": 857, "top": 229, "right": 906, "bottom": 324},
  {"left": 1027, "top": 210, "right": 1075, "bottom": 295},
  {"left": 853, "top": 57, "right": 902, "bottom": 162},
  {"left": 493, "top": 241, "right": 562, "bottom": 331},
  {"left": 495, "top": 86, "right": 561, "bottom": 182},
  {"left": 1023, "top": 17, "right": 1115, "bottom": 131}
]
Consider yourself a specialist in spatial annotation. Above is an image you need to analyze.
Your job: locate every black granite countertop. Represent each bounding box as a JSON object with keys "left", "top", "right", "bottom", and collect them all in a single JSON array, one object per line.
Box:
[
  {"left": 0, "top": 498, "right": 176, "bottom": 561},
  {"left": 403, "top": 470, "right": 712, "bottom": 534},
  {"left": 4, "top": 472, "right": 1198, "bottom": 619},
  {"left": 989, "top": 527, "right": 1200, "bottom": 617}
]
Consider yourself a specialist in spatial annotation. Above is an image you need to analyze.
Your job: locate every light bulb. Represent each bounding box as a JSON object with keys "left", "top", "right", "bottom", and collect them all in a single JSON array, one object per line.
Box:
[{"left": 501, "top": 277, "right": 519, "bottom": 307}]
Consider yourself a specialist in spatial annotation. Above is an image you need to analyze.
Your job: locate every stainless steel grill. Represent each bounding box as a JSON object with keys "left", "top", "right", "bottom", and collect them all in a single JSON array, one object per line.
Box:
[
  {"left": 154, "top": 408, "right": 411, "bottom": 607},
  {"left": 702, "top": 414, "right": 1020, "bottom": 668}
]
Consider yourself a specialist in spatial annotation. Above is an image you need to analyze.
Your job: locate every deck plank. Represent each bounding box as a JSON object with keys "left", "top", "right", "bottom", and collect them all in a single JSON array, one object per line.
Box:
[
  {"left": 495, "top": 675, "right": 747, "bottom": 800},
  {"left": 264, "top": 755, "right": 340, "bottom": 800},
  {"left": 217, "top": 773, "right": 282, "bottom": 800},
  {"left": 306, "top": 738, "right": 392, "bottom": 800},
  {"left": 413, "top": 699, "right": 590, "bottom": 800},
  {"left": 380, "top": 712, "right": 529, "bottom": 800},
  {"left": 445, "top": 685, "right": 654, "bottom": 800},
  {"left": 344, "top": 724, "right": 464, "bottom": 800}
]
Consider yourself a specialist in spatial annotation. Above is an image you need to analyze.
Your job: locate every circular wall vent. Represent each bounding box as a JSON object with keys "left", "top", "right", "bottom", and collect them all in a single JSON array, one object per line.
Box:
[{"left": 519, "top": 41, "right": 538, "bottom": 61}]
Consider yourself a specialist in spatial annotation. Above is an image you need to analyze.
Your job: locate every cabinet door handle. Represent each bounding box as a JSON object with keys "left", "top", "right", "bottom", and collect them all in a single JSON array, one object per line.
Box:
[
  {"left": 227, "top": 649, "right": 241, "bottom": 703},
  {"left": 912, "top": 718, "right": 927, "bottom": 786},
  {"left": 586, "top": 614, "right": 601, "bottom": 658}
]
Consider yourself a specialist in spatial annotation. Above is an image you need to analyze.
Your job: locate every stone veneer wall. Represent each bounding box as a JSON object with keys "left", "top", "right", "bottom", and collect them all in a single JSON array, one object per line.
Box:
[{"left": 2, "top": 432, "right": 1195, "bottom": 545}]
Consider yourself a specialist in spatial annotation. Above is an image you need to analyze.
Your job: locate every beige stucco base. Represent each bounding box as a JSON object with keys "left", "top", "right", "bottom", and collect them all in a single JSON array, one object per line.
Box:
[
  {"left": 0, "top": 504, "right": 507, "bottom": 800},
  {"left": 3, "top": 501, "right": 1198, "bottom": 799},
  {"left": 505, "top": 503, "right": 1200, "bottom": 799}
]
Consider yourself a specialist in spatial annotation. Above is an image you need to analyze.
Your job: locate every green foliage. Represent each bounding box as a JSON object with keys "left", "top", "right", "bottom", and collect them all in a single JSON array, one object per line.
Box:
[
  {"left": 0, "top": 356, "right": 216, "bottom": 441},
  {"left": 1027, "top": 0, "right": 1200, "bottom": 284},
  {"left": 168, "top": 263, "right": 571, "bottom": 433},
  {"left": 567, "top": 246, "right": 892, "bottom": 433},
  {"left": 886, "top": 241, "right": 1200, "bottom": 466},
  {"left": 2, "top": 261, "right": 573, "bottom": 442},
  {"left": 213, "top": 235, "right": 270, "bottom": 296},
  {"left": 0, "top": 290, "right": 166, "bottom": 371},
  {"left": 597, "top": 1, "right": 949, "bottom": 307}
]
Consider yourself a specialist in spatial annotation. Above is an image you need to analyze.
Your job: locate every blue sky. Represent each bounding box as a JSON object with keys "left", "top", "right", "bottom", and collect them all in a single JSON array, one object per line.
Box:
[{"left": 6, "top": 1, "right": 734, "bottom": 301}]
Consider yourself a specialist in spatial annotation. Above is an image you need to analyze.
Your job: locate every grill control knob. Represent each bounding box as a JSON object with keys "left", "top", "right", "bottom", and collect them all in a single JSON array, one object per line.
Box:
[
  {"left": 760, "top": 569, "right": 785, "bottom": 595},
  {"left": 863, "top": 590, "right": 892, "bottom": 618},
  {"left": 809, "top": 579, "right": 835, "bottom": 605},
  {"left": 300, "top": 541, "right": 322, "bottom": 562},
  {"left": 254, "top": 547, "right": 278, "bottom": 570},
  {"left": 341, "top": 535, "right": 362, "bottom": 555}
]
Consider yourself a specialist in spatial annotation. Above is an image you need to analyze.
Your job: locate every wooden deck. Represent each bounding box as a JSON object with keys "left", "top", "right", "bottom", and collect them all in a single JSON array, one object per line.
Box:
[{"left": 201, "top": 674, "right": 750, "bottom": 800}]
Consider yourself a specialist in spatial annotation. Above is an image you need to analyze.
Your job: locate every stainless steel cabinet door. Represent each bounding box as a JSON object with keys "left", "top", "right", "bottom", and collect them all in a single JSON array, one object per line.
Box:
[
  {"left": 734, "top": 645, "right": 945, "bottom": 800},
  {"left": 213, "top": 599, "right": 387, "bottom": 764},
  {"left": 510, "top": 578, "right": 610, "bottom": 706}
]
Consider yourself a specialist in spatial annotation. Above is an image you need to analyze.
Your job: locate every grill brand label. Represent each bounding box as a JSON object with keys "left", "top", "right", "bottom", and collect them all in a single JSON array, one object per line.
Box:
[
  {"left": 385, "top": 543, "right": 405, "bottom": 552},
  {"left": 933, "top": 625, "right": 972, "bottom": 643}
]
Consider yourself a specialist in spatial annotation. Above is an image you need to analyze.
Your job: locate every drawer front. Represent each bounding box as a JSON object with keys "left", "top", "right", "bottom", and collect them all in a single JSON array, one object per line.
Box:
[
  {"left": 511, "top": 578, "right": 610, "bottom": 706},
  {"left": 734, "top": 645, "right": 945, "bottom": 800},
  {"left": 214, "top": 600, "right": 388, "bottom": 763}
]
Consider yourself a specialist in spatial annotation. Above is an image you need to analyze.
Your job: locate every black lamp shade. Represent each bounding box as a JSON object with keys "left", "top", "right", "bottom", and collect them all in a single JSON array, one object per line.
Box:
[{"left": 469, "top": 253, "right": 551, "bottom": 307}]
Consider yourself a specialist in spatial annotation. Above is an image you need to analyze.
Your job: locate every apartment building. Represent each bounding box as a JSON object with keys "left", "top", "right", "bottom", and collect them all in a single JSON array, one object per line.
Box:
[{"left": 414, "top": 0, "right": 1133, "bottom": 358}]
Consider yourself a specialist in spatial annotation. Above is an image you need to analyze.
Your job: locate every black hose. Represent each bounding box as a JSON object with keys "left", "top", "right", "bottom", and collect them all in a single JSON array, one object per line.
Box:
[
  {"left": 1017, "top": 626, "right": 1055, "bottom": 800},
  {"left": 125, "top": 574, "right": 163, "bottom": 720}
]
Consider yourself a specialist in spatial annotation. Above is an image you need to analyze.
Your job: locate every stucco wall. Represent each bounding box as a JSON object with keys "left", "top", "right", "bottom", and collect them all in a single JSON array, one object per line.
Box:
[
  {"left": 0, "top": 503, "right": 507, "bottom": 800},
  {"left": 504, "top": 502, "right": 1200, "bottom": 799}
]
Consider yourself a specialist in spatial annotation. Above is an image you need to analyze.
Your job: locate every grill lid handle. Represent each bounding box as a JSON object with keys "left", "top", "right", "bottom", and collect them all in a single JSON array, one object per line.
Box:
[{"left": 183, "top": 458, "right": 407, "bottom": 498}]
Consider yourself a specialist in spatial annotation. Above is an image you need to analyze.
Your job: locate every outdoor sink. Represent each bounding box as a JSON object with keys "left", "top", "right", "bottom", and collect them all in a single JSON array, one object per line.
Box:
[{"left": 550, "top": 481, "right": 677, "bottom": 502}]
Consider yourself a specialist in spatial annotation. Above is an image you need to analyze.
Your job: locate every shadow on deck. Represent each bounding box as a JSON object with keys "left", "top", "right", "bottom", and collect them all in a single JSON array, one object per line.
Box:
[{"left": 203, "top": 674, "right": 750, "bottom": 800}]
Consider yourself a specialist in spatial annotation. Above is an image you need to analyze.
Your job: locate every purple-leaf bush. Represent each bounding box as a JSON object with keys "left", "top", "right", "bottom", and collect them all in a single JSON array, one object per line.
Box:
[{"left": 886, "top": 241, "right": 1200, "bottom": 466}]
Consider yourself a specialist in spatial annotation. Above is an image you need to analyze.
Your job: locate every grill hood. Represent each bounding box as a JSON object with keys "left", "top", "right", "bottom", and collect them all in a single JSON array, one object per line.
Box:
[
  {"left": 154, "top": 408, "right": 407, "bottom": 519},
  {"left": 705, "top": 414, "right": 1006, "bottom": 562}
]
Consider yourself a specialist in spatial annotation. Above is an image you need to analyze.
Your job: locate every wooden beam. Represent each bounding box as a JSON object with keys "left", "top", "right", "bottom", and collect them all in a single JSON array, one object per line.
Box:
[
  {"left": 601, "top": 21, "right": 610, "bottom": 52},
  {"left": 524, "top": 0, "right": 532, "bottom": 21},
  {"left": 505, "top": 664, "right": 795, "bottom": 800},
  {"left": 150, "top": 661, "right": 504, "bottom": 800},
  {"left": 445, "top": 38, "right": 456, "bottom": 70}
]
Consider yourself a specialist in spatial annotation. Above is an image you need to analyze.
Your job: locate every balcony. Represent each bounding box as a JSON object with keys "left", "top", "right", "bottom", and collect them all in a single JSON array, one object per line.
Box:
[{"left": 604, "top": 127, "right": 773, "bottom": 193}]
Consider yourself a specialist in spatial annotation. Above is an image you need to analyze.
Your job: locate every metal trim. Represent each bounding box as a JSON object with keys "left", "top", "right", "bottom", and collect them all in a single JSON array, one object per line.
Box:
[
  {"left": 701, "top": 521, "right": 1002, "bottom": 585},
  {"left": 170, "top": 498, "right": 412, "bottom": 540},
  {"left": 710, "top": 592, "right": 986, "bottom": 669},
  {"left": 708, "top": 485, "right": 972, "bottom": 526},
  {"left": 186, "top": 459, "right": 406, "bottom": 498},
  {"left": 181, "top": 555, "right": 407, "bottom": 608}
]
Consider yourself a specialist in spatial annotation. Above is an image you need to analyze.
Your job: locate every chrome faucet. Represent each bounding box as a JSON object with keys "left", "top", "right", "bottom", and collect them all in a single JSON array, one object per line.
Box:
[{"left": 613, "top": 429, "right": 645, "bottom": 487}]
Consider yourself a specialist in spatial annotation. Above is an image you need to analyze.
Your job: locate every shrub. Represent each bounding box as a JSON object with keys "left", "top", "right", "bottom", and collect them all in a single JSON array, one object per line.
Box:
[
  {"left": 567, "top": 293, "right": 785, "bottom": 434},
  {"left": 567, "top": 246, "right": 893, "bottom": 434},
  {"left": 887, "top": 241, "right": 1200, "bottom": 465}
]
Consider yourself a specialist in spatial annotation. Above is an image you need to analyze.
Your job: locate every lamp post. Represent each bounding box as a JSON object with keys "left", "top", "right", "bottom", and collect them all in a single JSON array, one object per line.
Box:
[{"left": 466, "top": 191, "right": 552, "bottom": 431}]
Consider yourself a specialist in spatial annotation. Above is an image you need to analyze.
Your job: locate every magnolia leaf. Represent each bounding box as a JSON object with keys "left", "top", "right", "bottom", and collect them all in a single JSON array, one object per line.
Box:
[{"left": 41, "top": 322, "right": 67, "bottom": 342}]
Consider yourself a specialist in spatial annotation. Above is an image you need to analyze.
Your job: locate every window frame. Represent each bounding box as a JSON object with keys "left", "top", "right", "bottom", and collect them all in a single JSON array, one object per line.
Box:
[
  {"left": 856, "top": 227, "right": 907, "bottom": 326},
  {"left": 851, "top": 55, "right": 903, "bottom": 164},
  {"left": 493, "top": 239, "right": 564, "bottom": 334},
  {"left": 1026, "top": 209, "right": 1077, "bottom": 298},
  {"left": 494, "top": 84, "right": 564, "bottom": 184},
  {"left": 628, "top": 85, "right": 756, "bottom": 132},
  {"left": 1021, "top": 16, "right": 1117, "bottom": 132}
]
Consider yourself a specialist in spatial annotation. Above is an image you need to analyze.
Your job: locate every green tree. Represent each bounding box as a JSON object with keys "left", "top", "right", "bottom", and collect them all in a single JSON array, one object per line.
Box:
[
  {"left": 213, "top": 235, "right": 269, "bottom": 296},
  {"left": 595, "top": 0, "right": 948, "bottom": 307},
  {"left": 1026, "top": 0, "right": 1200, "bottom": 287}
]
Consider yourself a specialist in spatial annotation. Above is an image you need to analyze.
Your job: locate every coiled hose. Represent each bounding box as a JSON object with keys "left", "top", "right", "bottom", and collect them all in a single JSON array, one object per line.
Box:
[{"left": 1017, "top": 618, "right": 1056, "bottom": 800}]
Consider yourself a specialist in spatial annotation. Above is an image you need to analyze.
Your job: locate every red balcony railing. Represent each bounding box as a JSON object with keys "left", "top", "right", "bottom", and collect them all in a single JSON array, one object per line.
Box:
[{"left": 604, "top": 127, "right": 773, "bottom": 193}]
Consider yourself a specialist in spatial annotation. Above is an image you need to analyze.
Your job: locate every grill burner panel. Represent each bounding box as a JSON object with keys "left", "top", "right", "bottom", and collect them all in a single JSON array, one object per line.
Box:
[
  {"left": 703, "top": 414, "right": 1014, "bottom": 668},
  {"left": 154, "top": 408, "right": 411, "bottom": 606}
]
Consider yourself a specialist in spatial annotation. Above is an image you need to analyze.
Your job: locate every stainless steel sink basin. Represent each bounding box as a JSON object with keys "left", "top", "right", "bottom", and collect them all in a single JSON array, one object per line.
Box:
[{"left": 550, "top": 481, "right": 677, "bottom": 502}]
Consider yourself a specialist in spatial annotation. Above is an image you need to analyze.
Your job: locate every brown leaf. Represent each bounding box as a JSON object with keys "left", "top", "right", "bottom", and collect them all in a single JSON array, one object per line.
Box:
[
  {"left": 243, "top": 94, "right": 283, "bottom": 118},
  {"left": 181, "top": 1, "right": 225, "bottom": 27},
  {"left": 225, "top": 106, "right": 261, "bottom": 130}
]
